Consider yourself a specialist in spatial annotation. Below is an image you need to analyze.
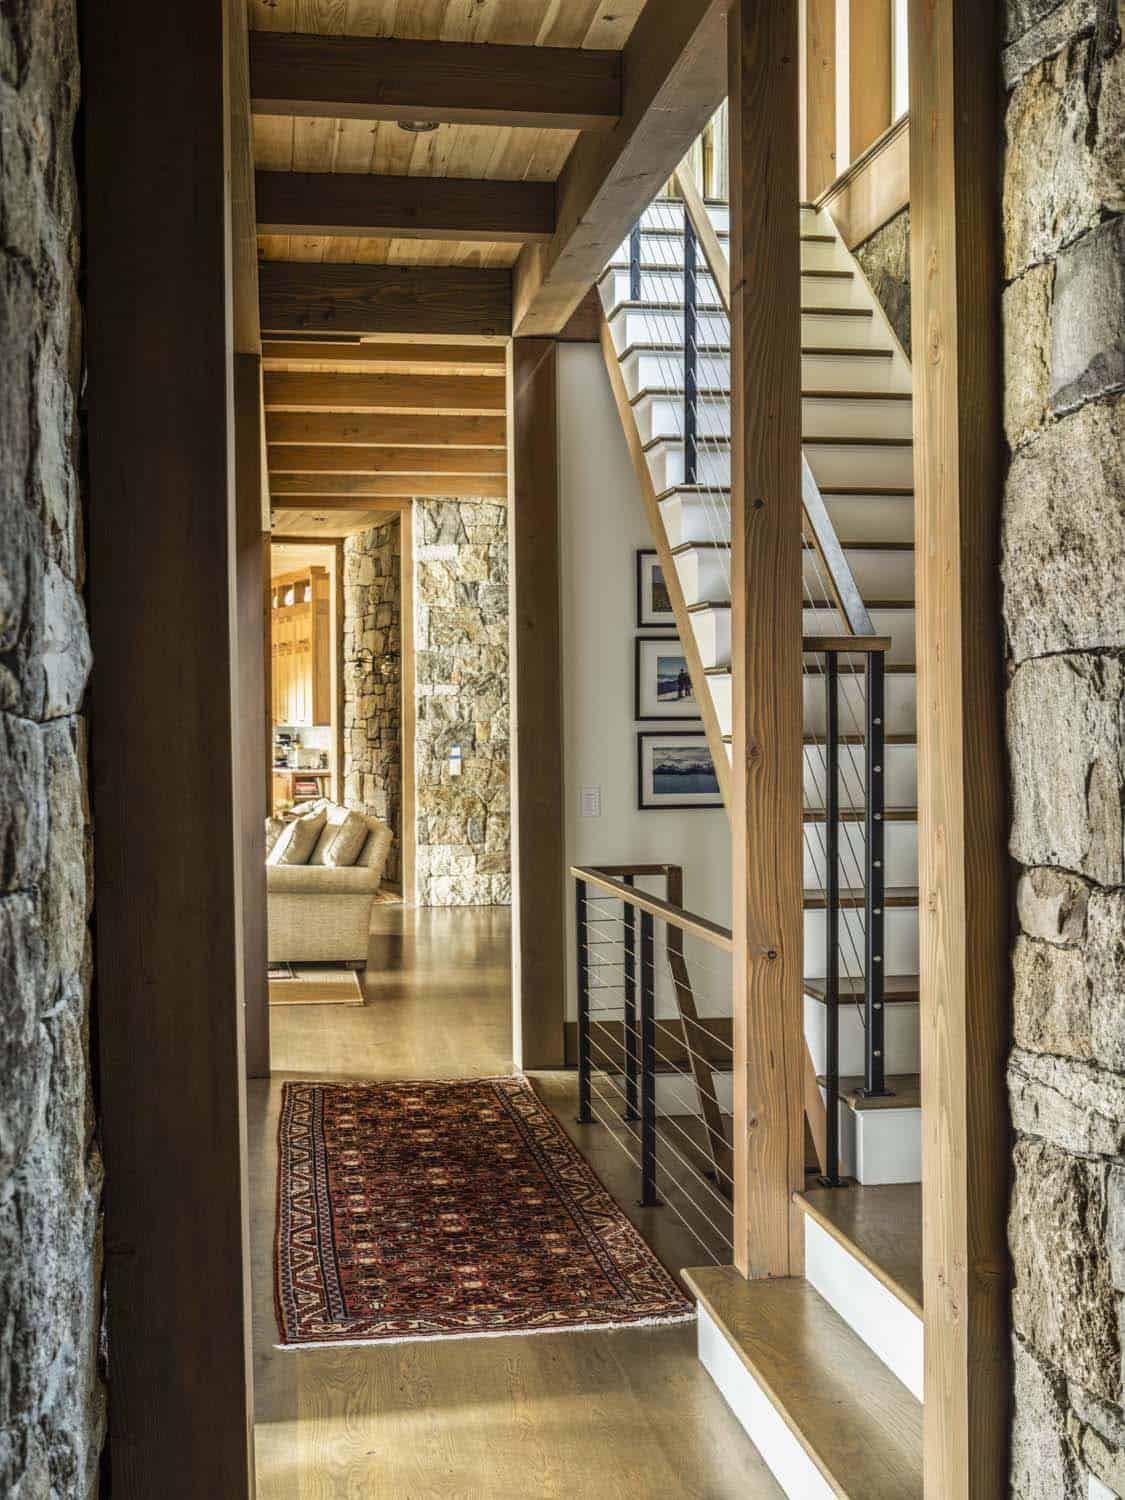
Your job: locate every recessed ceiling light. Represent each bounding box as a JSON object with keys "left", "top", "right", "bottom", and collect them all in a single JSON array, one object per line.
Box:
[{"left": 397, "top": 119, "right": 440, "bottom": 133}]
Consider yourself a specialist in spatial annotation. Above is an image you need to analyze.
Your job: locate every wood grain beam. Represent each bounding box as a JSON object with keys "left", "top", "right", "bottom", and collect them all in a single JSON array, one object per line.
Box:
[
  {"left": 250, "top": 31, "right": 620, "bottom": 131},
  {"left": 272, "top": 474, "right": 506, "bottom": 499},
  {"left": 268, "top": 445, "right": 506, "bottom": 475},
  {"left": 267, "top": 410, "right": 506, "bottom": 447},
  {"left": 259, "top": 261, "right": 511, "bottom": 339},
  {"left": 511, "top": 0, "right": 727, "bottom": 337},
  {"left": 256, "top": 171, "right": 555, "bottom": 244},
  {"left": 910, "top": 0, "right": 1009, "bottom": 1493},
  {"left": 262, "top": 340, "right": 506, "bottom": 370},
  {"left": 263, "top": 370, "right": 506, "bottom": 413}
]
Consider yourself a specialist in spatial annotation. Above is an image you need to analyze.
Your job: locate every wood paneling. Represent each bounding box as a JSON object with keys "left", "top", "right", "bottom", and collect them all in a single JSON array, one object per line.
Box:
[
  {"left": 511, "top": 0, "right": 728, "bottom": 336},
  {"left": 228, "top": 0, "right": 259, "bottom": 353},
  {"left": 272, "top": 474, "right": 506, "bottom": 499},
  {"left": 508, "top": 339, "right": 566, "bottom": 1069},
  {"left": 250, "top": 32, "right": 621, "bottom": 131},
  {"left": 909, "top": 0, "right": 1010, "bottom": 1494},
  {"left": 83, "top": 0, "right": 253, "bottom": 1487},
  {"left": 257, "top": 170, "right": 555, "bottom": 242},
  {"left": 850, "top": 0, "right": 893, "bottom": 163},
  {"left": 268, "top": 445, "right": 506, "bottom": 475},
  {"left": 400, "top": 514, "right": 417, "bottom": 906},
  {"left": 263, "top": 369, "right": 505, "bottom": 412},
  {"left": 728, "top": 0, "right": 805, "bottom": 1281},
  {"left": 804, "top": 0, "right": 837, "bottom": 200},
  {"left": 272, "top": 505, "right": 404, "bottom": 537},
  {"left": 260, "top": 261, "right": 511, "bottom": 338},
  {"left": 262, "top": 341, "right": 506, "bottom": 371},
  {"left": 267, "top": 410, "right": 506, "bottom": 447},
  {"left": 817, "top": 115, "right": 910, "bottom": 250}
]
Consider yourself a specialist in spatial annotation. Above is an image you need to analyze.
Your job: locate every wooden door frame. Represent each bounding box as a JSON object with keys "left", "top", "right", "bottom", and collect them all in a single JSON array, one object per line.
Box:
[{"left": 400, "top": 508, "right": 417, "bottom": 905}]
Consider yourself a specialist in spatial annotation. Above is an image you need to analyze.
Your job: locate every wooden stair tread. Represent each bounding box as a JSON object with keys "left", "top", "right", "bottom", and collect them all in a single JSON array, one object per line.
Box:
[
  {"left": 800, "top": 233, "right": 836, "bottom": 243},
  {"left": 683, "top": 1268, "right": 923, "bottom": 1500},
  {"left": 818, "top": 1072, "right": 922, "bottom": 1110},
  {"left": 797, "top": 1182, "right": 923, "bottom": 1317},
  {"left": 805, "top": 974, "right": 919, "bottom": 1002},
  {"left": 819, "top": 486, "right": 913, "bottom": 497},
  {"left": 708, "top": 662, "right": 917, "bottom": 676},
  {"left": 802, "top": 345, "right": 893, "bottom": 357},
  {"left": 803, "top": 435, "right": 912, "bottom": 447},
  {"left": 804, "top": 732, "right": 915, "bottom": 746},
  {"left": 803, "top": 389, "right": 912, "bottom": 400},
  {"left": 804, "top": 886, "right": 918, "bottom": 910},
  {"left": 801, "top": 268, "right": 854, "bottom": 279},
  {"left": 803, "top": 805, "right": 917, "bottom": 823}
]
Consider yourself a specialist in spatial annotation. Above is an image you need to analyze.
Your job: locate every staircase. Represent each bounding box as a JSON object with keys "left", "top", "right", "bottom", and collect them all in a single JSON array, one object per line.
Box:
[{"left": 597, "top": 189, "right": 925, "bottom": 1497}]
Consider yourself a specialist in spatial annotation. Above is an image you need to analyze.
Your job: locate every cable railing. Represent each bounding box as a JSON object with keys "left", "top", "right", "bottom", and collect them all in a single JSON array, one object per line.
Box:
[{"left": 572, "top": 864, "right": 734, "bottom": 1264}]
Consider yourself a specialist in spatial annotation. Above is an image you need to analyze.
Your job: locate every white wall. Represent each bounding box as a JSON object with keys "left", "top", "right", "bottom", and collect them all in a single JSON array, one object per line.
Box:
[{"left": 557, "top": 344, "right": 731, "bottom": 1022}]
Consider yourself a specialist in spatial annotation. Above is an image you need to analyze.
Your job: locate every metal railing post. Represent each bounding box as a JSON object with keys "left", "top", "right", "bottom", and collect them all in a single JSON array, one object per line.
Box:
[
  {"left": 629, "top": 223, "right": 642, "bottom": 303},
  {"left": 822, "top": 652, "right": 844, "bottom": 1184},
  {"left": 622, "top": 874, "right": 639, "bottom": 1121},
  {"left": 575, "top": 877, "right": 593, "bottom": 1123},
  {"left": 682, "top": 212, "right": 698, "bottom": 486},
  {"left": 639, "top": 909, "right": 660, "bottom": 1206},
  {"left": 863, "top": 651, "right": 891, "bottom": 1098}
]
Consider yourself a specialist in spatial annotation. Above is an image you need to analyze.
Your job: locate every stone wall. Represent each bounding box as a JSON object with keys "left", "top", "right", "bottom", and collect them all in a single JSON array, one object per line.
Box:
[
  {"left": 1001, "top": 1, "right": 1125, "bottom": 1494},
  {"left": 1, "top": 0, "right": 106, "bottom": 1491},
  {"left": 854, "top": 208, "right": 912, "bottom": 355},
  {"left": 344, "top": 519, "right": 402, "bottom": 887},
  {"left": 413, "top": 498, "right": 511, "bottom": 907}
]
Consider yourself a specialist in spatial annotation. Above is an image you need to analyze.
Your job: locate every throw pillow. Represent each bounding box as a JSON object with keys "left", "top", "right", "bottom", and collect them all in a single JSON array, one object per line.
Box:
[
  {"left": 322, "top": 810, "right": 369, "bottom": 868},
  {"left": 267, "top": 806, "right": 327, "bottom": 866},
  {"left": 264, "top": 817, "right": 286, "bottom": 858},
  {"left": 308, "top": 803, "right": 350, "bottom": 865}
]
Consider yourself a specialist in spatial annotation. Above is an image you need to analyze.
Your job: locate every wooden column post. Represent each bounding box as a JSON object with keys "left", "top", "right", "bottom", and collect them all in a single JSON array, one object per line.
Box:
[
  {"left": 909, "top": 0, "right": 1010, "bottom": 1494},
  {"left": 508, "top": 338, "right": 566, "bottom": 1069},
  {"left": 235, "top": 356, "right": 270, "bottom": 1081},
  {"left": 728, "top": 0, "right": 806, "bottom": 1280},
  {"left": 84, "top": 0, "right": 254, "bottom": 1490},
  {"left": 803, "top": 0, "right": 838, "bottom": 200}
]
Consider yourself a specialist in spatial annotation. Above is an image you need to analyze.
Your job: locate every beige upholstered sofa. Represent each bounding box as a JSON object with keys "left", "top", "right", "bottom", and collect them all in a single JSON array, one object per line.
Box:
[{"left": 266, "top": 806, "right": 393, "bottom": 964}]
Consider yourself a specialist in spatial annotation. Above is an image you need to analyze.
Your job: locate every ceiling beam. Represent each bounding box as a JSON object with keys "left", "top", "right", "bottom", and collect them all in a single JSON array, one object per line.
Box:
[
  {"left": 272, "top": 475, "right": 507, "bottom": 500},
  {"left": 256, "top": 171, "right": 555, "bottom": 244},
  {"left": 511, "top": 0, "right": 728, "bottom": 336},
  {"left": 260, "top": 261, "right": 511, "bottom": 339},
  {"left": 262, "top": 340, "right": 506, "bottom": 370},
  {"left": 249, "top": 32, "right": 620, "bottom": 131},
  {"left": 268, "top": 445, "right": 506, "bottom": 476},
  {"left": 263, "top": 370, "right": 506, "bottom": 414},
  {"left": 266, "top": 411, "right": 506, "bottom": 447}
]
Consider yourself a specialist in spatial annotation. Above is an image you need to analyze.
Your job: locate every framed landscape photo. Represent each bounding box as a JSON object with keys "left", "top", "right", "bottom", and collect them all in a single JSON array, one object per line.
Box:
[
  {"left": 636, "top": 549, "right": 676, "bottom": 629},
  {"left": 634, "top": 635, "right": 699, "bottom": 721},
  {"left": 637, "top": 731, "right": 722, "bottom": 811}
]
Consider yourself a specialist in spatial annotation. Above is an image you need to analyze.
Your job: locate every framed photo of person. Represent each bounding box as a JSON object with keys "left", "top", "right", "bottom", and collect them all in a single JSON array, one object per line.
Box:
[
  {"left": 634, "top": 636, "right": 700, "bottom": 720},
  {"left": 637, "top": 731, "right": 723, "bottom": 810},
  {"left": 635, "top": 549, "right": 676, "bottom": 629}
]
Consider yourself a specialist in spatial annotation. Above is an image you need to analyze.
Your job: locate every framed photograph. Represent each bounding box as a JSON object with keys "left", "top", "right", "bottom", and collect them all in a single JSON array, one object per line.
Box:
[
  {"left": 635, "top": 635, "right": 699, "bottom": 720},
  {"left": 636, "top": 549, "right": 676, "bottom": 629},
  {"left": 637, "top": 731, "right": 723, "bottom": 810}
]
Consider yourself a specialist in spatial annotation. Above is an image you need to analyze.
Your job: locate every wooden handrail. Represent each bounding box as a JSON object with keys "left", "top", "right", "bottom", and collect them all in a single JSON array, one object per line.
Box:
[
  {"left": 572, "top": 865, "right": 735, "bottom": 952},
  {"left": 803, "top": 634, "right": 890, "bottom": 653}
]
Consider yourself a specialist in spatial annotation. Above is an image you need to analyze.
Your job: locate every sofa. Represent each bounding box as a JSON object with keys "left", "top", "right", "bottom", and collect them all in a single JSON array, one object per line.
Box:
[{"left": 266, "top": 802, "right": 393, "bottom": 964}]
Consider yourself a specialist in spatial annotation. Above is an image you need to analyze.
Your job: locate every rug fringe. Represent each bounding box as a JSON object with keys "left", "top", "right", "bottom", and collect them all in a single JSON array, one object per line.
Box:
[{"left": 274, "top": 1308, "right": 696, "bottom": 1352}]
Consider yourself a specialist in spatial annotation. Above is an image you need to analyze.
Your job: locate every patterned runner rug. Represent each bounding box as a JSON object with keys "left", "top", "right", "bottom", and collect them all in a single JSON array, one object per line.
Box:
[{"left": 275, "top": 1075, "right": 693, "bottom": 1346}]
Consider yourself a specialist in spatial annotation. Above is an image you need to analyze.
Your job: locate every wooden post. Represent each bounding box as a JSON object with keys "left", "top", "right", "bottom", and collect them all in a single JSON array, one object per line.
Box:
[
  {"left": 728, "top": 0, "right": 806, "bottom": 1280},
  {"left": 508, "top": 338, "right": 567, "bottom": 1068},
  {"left": 84, "top": 0, "right": 254, "bottom": 1489},
  {"left": 803, "top": 0, "right": 838, "bottom": 200},
  {"left": 909, "top": 0, "right": 1010, "bottom": 1494},
  {"left": 235, "top": 356, "right": 270, "bottom": 1081},
  {"left": 400, "top": 512, "right": 417, "bottom": 906}
]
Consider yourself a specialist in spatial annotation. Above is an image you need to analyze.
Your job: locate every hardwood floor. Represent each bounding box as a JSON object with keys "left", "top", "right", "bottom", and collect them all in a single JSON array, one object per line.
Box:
[{"left": 250, "top": 902, "right": 782, "bottom": 1499}]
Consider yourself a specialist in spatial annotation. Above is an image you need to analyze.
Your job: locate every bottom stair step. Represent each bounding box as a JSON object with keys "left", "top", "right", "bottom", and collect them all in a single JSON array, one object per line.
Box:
[{"left": 684, "top": 1267, "right": 922, "bottom": 1500}]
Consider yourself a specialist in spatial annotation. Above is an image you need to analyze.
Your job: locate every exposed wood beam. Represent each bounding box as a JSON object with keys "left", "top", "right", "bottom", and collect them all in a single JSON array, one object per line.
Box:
[
  {"left": 267, "top": 411, "right": 506, "bottom": 447},
  {"left": 272, "top": 474, "right": 506, "bottom": 499},
  {"left": 268, "top": 445, "right": 505, "bottom": 476},
  {"left": 262, "top": 340, "right": 506, "bottom": 370},
  {"left": 263, "top": 370, "right": 505, "bottom": 414},
  {"left": 511, "top": 0, "right": 727, "bottom": 337},
  {"left": 249, "top": 31, "right": 620, "bottom": 131},
  {"left": 910, "top": 0, "right": 1009, "bottom": 1494},
  {"left": 256, "top": 171, "right": 555, "bottom": 244},
  {"left": 259, "top": 261, "right": 511, "bottom": 339}
]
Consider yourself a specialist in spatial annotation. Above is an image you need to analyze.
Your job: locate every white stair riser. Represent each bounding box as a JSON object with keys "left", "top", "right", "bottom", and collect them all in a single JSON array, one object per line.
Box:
[
  {"left": 621, "top": 350, "right": 730, "bottom": 398},
  {"left": 801, "top": 237, "right": 854, "bottom": 273},
  {"left": 805, "top": 547, "right": 914, "bottom": 601},
  {"left": 674, "top": 547, "right": 730, "bottom": 608},
  {"left": 804, "top": 993, "right": 921, "bottom": 1077},
  {"left": 660, "top": 492, "right": 732, "bottom": 549},
  {"left": 634, "top": 392, "right": 732, "bottom": 444},
  {"left": 647, "top": 441, "right": 731, "bottom": 492},
  {"left": 803, "top": 608, "right": 916, "bottom": 666},
  {"left": 823, "top": 494, "right": 914, "bottom": 544},
  {"left": 609, "top": 307, "right": 730, "bottom": 351},
  {"left": 690, "top": 606, "right": 731, "bottom": 670},
  {"left": 635, "top": 392, "right": 913, "bottom": 447},
  {"left": 802, "top": 741, "right": 918, "bottom": 809},
  {"left": 805, "top": 907, "right": 919, "bottom": 981},
  {"left": 636, "top": 201, "right": 732, "bottom": 235},
  {"left": 803, "top": 671, "right": 917, "bottom": 738},
  {"left": 610, "top": 230, "right": 729, "bottom": 268},
  {"left": 697, "top": 1307, "right": 839, "bottom": 1500},
  {"left": 831, "top": 1097, "right": 922, "bottom": 1186},
  {"left": 600, "top": 266, "right": 726, "bottom": 310},
  {"left": 803, "top": 1217, "right": 924, "bottom": 1401},
  {"left": 802, "top": 394, "right": 913, "bottom": 439},
  {"left": 801, "top": 349, "right": 912, "bottom": 394},
  {"left": 802, "top": 311, "right": 883, "bottom": 349},
  {"left": 621, "top": 348, "right": 910, "bottom": 400},
  {"left": 806, "top": 442, "right": 914, "bottom": 489},
  {"left": 802, "top": 819, "right": 918, "bottom": 891}
]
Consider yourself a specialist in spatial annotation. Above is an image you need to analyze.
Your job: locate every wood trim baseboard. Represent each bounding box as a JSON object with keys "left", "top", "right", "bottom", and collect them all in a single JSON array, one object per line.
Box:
[{"left": 816, "top": 113, "right": 909, "bottom": 249}]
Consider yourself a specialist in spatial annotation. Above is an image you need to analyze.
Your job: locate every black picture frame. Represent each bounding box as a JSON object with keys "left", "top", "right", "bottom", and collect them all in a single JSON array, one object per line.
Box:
[
  {"left": 635, "top": 549, "right": 677, "bottom": 629},
  {"left": 636, "top": 730, "right": 723, "bottom": 811},
  {"left": 634, "top": 635, "right": 701, "bottom": 721}
]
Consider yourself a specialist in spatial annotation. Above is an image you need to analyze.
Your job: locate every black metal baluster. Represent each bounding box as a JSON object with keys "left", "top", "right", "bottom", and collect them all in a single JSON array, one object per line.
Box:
[
  {"left": 863, "top": 651, "right": 891, "bottom": 1098},
  {"left": 682, "top": 212, "right": 698, "bottom": 487},
  {"left": 622, "top": 875, "right": 639, "bottom": 1121},
  {"left": 639, "top": 909, "right": 660, "bottom": 1206},
  {"left": 575, "top": 877, "right": 593, "bottom": 1123},
  {"left": 821, "top": 652, "right": 844, "bottom": 1184},
  {"left": 629, "top": 223, "right": 642, "bottom": 303}
]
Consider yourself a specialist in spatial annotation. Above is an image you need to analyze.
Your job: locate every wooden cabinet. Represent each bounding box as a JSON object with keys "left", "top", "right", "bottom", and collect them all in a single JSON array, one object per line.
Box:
[{"left": 270, "top": 566, "right": 331, "bottom": 726}]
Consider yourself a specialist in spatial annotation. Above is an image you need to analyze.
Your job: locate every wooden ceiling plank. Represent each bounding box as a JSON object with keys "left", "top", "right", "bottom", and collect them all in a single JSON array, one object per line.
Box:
[
  {"left": 261, "top": 339, "right": 506, "bottom": 370},
  {"left": 256, "top": 170, "right": 555, "bottom": 243},
  {"left": 249, "top": 32, "right": 621, "bottom": 131},
  {"left": 512, "top": 0, "right": 728, "bottom": 336},
  {"left": 262, "top": 369, "right": 505, "bottom": 413},
  {"left": 272, "top": 473, "right": 506, "bottom": 499},
  {"left": 259, "top": 260, "right": 511, "bottom": 337},
  {"left": 266, "top": 410, "right": 506, "bottom": 446},
  {"left": 268, "top": 444, "right": 506, "bottom": 475}
]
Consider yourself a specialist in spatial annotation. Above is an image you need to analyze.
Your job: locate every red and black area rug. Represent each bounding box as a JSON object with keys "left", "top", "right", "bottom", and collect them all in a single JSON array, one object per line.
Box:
[{"left": 275, "top": 1075, "right": 693, "bottom": 1347}]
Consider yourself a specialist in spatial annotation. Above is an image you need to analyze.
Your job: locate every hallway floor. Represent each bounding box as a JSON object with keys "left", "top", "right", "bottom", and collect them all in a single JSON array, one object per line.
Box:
[{"left": 249, "top": 903, "right": 782, "bottom": 1499}]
